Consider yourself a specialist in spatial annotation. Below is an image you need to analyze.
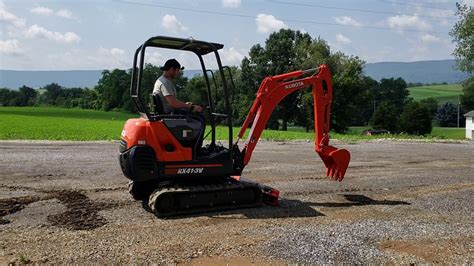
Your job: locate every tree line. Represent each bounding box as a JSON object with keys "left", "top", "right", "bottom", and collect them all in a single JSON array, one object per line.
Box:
[{"left": 1, "top": 29, "right": 473, "bottom": 135}]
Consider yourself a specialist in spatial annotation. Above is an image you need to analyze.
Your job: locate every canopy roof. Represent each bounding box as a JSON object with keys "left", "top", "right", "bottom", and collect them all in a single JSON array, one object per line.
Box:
[{"left": 144, "top": 36, "right": 224, "bottom": 55}]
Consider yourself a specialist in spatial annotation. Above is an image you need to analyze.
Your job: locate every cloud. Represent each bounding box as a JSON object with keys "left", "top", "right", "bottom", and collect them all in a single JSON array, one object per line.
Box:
[
  {"left": 30, "top": 6, "right": 53, "bottom": 16},
  {"left": 25, "top": 24, "right": 81, "bottom": 43},
  {"left": 161, "top": 14, "right": 188, "bottom": 33},
  {"left": 256, "top": 14, "right": 287, "bottom": 34},
  {"left": 30, "top": 5, "right": 75, "bottom": 20},
  {"left": 93, "top": 47, "right": 127, "bottom": 68},
  {"left": 336, "top": 34, "right": 351, "bottom": 45},
  {"left": 220, "top": 47, "right": 245, "bottom": 65},
  {"left": 387, "top": 15, "right": 432, "bottom": 32},
  {"left": 146, "top": 51, "right": 166, "bottom": 66},
  {"left": 335, "top": 16, "right": 362, "bottom": 27},
  {"left": 0, "top": 39, "right": 23, "bottom": 55},
  {"left": 0, "top": 2, "right": 26, "bottom": 28},
  {"left": 44, "top": 47, "right": 128, "bottom": 70},
  {"left": 56, "top": 9, "right": 73, "bottom": 19},
  {"left": 222, "top": 0, "right": 241, "bottom": 8},
  {"left": 102, "top": 47, "right": 125, "bottom": 57},
  {"left": 420, "top": 34, "right": 440, "bottom": 43}
]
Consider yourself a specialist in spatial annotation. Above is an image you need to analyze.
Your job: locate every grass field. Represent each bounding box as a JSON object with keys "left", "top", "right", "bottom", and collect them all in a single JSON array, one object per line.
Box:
[
  {"left": 408, "top": 84, "right": 462, "bottom": 104},
  {"left": 0, "top": 107, "right": 467, "bottom": 141},
  {"left": 0, "top": 107, "right": 136, "bottom": 140}
]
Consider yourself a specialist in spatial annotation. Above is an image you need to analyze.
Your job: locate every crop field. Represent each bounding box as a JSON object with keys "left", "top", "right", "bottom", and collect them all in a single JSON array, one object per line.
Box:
[
  {"left": 0, "top": 107, "right": 467, "bottom": 140},
  {"left": 0, "top": 107, "right": 135, "bottom": 140},
  {"left": 408, "top": 83, "right": 462, "bottom": 104}
]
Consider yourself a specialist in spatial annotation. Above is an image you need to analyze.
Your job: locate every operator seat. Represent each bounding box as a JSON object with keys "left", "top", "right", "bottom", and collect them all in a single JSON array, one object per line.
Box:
[
  {"left": 151, "top": 93, "right": 165, "bottom": 115},
  {"left": 150, "top": 93, "right": 205, "bottom": 151}
]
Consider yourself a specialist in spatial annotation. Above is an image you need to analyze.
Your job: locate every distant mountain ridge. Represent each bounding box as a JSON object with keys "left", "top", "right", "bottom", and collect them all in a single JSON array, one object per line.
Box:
[
  {"left": 0, "top": 70, "right": 103, "bottom": 89},
  {"left": 363, "top": 59, "right": 469, "bottom": 84},
  {"left": 0, "top": 59, "right": 469, "bottom": 89}
]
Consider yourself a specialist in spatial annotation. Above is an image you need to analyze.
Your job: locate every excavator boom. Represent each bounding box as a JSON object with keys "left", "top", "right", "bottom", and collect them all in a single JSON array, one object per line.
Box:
[{"left": 237, "top": 65, "right": 350, "bottom": 181}]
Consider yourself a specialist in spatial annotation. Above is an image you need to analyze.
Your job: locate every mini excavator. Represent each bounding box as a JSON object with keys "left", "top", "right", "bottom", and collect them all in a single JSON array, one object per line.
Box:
[{"left": 119, "top": 36, "right": 350, "bottom": 217}]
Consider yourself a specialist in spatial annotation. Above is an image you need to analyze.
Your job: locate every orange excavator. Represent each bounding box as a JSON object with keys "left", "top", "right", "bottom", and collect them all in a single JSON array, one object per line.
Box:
[{"left": 119, "top": 36, "right": 350, "bottom": 217}]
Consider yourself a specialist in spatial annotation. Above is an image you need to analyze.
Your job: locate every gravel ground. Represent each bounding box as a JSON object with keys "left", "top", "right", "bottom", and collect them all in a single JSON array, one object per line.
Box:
[{"left": 0, "top": 140, "right": 473, "bottom": 264}]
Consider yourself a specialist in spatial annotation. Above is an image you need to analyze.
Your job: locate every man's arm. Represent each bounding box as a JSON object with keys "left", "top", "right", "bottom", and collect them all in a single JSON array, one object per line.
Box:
[{"left": 164, "top": 95, "right": 203, "bottom": 112}]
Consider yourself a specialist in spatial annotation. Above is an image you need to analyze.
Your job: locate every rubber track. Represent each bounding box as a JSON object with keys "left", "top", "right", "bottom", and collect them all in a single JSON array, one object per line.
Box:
[{"left": 148, "top": 179, "right": 263, "bottom": 218}]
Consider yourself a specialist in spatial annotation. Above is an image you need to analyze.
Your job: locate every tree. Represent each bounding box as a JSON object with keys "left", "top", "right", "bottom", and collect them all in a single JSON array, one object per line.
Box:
[
  {"left": 419, "top": 97, "right": 439, "bottom": 116},
  {"left": 461, "top": 76, "right": 474, "bottom": 111},
  {"left": 329, "top": 53, "right": 369, "bottom": 132},
  {"left": 95, "top": 69, "right": 130, "bottom": 111},
  {"left": 79, "top": 88, "right": 99, "bottom": 109},
  {"left": 436, "top": 102, "right": 458, "bottom": 127},
  {"left": 358, "top": 76, "right": 379, "bottom": 125},
  {"left": 0, "top": 88, "right": 20, "bottom": 106},
  {"left": 370, "top": 101, "right": 398, "bottom": 132},
  {"left": 0, "top": 88, "right": 10, "bottom": 106},
  {"left": 450, "top": 3, "right": 474, "bottom": 73},
  {"left": 297, "top": 39, "right": 370, "bottom": 132},
  {"left": 42, "top": 83, "right": 63, "bottom": 105},
  {"left": 17, "top": 86, "right": 37, "bottom": 106},
  {"left": 180, "top": 76, "right": 207, "bottom": 105},
  {"left": 242, "top": 29, "right": 312, "bottom": 130},
  {"left": 399, "top": 101, "right": 432, "bottom": 135},
  {"left": 376, "top": 78, "right": 409, "bottom": 113},
  {"left": 238, "top": 31, "right": 370, "bottom": 132}
]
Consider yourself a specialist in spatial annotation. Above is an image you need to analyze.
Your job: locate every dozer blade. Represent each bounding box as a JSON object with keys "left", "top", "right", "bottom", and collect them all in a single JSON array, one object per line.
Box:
[
  {"left": 148, "top": 177, "right": 263, "bottom": 218},
  {"left": 317, "top": 145, "right": 351, "bottom": 182}
]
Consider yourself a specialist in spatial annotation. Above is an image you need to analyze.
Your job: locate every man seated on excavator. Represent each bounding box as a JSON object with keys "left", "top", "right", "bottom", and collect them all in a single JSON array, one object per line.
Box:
[
  {"left": 153, "top": 58, "right": 204, "bottom": 114},
  {"left": 153, "top": 58, "right": 206, "bottom": 151}
]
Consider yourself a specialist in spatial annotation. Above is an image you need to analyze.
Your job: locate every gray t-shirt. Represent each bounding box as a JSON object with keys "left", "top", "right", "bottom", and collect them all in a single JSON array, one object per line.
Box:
[{"left": 153, "top": 75, "right": 176, "bottom": 113}]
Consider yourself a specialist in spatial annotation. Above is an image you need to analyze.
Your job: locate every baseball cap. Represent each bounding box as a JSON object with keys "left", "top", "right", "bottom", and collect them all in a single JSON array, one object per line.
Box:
[{"left": 160, "top": 59, "right": 185, "bottom": 71}]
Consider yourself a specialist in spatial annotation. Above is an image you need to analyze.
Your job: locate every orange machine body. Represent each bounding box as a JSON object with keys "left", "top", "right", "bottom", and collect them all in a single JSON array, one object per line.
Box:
[{"left": 122, "top": 118, "right": 192, "bottom": 162}]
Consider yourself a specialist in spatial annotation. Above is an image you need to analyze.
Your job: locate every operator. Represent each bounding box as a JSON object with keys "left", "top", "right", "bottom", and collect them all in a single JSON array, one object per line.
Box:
[{"left": 153, "top": 58, "right": 204, "bottom": 114}]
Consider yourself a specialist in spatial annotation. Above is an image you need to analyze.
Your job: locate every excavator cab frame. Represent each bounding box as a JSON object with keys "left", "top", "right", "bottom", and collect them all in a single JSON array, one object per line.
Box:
[{"left": 130, "top": 36, "right": 234, "bottom": 157}]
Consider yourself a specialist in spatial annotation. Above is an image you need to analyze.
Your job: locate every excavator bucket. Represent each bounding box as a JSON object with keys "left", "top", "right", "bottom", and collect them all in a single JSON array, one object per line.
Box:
[{"left": 316, "top": 146, "right": 351, "bottom": 182}]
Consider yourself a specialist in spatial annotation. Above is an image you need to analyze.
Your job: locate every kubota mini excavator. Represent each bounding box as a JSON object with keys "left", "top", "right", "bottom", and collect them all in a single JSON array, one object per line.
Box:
[{"left": 119, "top": 36, "right": 350, "bottom": 217}]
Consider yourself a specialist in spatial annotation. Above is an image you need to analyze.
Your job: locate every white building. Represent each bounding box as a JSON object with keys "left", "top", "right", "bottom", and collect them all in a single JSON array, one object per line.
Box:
[{"left": 465, "top": 110, "right": 474, "bottom": 140}]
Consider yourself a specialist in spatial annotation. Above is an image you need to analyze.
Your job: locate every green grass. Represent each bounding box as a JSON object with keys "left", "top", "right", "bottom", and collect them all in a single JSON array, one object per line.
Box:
[
  {"left": 408, "top": 84, "right": 462, "bottom": 104},
  {"left": 429, "top": 127, "right": 465, "bottom": 139},
  {"left": 0, "top": 107, "right": 137, "bottom": 140},
  {"left": 0, "top": 107, "right": 467, "bottom": 141}
]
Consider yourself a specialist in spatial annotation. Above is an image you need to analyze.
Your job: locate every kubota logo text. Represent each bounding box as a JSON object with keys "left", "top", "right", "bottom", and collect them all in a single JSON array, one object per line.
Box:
[
  {"left": 284, "top": 81, "right": 304, "bottom": 90},
  {"left": 177, "top": 168, "right": 204, "bottom": 174}
]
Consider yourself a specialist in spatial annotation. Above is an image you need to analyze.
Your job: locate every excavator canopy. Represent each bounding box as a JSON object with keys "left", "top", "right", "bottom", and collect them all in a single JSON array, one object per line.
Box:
[{"left": 144, "top": 36, "right": 224, "bottom": 55}]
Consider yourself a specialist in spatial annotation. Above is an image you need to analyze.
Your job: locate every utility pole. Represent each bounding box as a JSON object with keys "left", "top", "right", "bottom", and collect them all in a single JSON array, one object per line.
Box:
[{"left": 457, "top": 95, "right": 460, "bottom": 128}]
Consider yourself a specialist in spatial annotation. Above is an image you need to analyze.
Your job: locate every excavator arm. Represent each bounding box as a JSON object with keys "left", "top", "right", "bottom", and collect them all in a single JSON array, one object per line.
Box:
[{"left": 236, "top": 65, "right": 350, "bottom": 181}]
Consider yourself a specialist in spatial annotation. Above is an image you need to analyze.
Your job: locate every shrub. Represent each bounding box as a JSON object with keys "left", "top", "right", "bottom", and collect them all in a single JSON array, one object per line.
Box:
[
  {"left": 436, "top": 102, "right": 459, "bottom": 127},
  {"left": 370, "top": 101, "right": 398, "bottom": 132},
  {"left": 399, "top": 102, "right": 432, "bottom": 135}
]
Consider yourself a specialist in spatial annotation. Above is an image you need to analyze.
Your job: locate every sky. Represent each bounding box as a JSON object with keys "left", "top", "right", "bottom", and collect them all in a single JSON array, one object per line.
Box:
[{"left": 0, "top": 0, "right": 472, "bottom": 70}]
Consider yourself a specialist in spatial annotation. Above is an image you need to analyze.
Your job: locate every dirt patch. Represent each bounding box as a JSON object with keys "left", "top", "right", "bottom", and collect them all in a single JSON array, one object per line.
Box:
[
  {"left": 0, "top": 186, "right": 120, "bottom": 230},
  {"left": 47, "top": 190, "right": 118, "bottom": 230},
  {"left": 0, "top": 196, "right": 46, "bottom": 224}
]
